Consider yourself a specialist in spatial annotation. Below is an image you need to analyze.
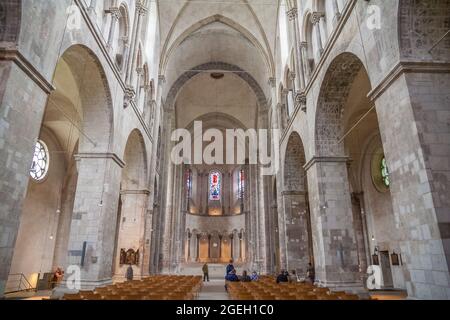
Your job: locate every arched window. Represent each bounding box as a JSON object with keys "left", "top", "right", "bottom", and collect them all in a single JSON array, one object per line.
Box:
[
  {"left": 185, "top": 168, "right": 192, "bottom": 211},
  {"left": 185, "top": 168, "right": 192, "bottom": 198},
  {"left": 279, "top": 0, "right": 289, "bottom": 67},
  {"left": 371, "top": 151, "right": 390, "bottom": 192},
  {"left": 30, "top": 140, "right": 49, "bottom": 181},
  {"left": 209, "top": 171, "right": 222, "bottom": 201},
  {"left": 238, "top": 169, "right": 245, "bottom": 199},
  {"left": 381, "top": 157, "right": 390, "bottom": 187}
]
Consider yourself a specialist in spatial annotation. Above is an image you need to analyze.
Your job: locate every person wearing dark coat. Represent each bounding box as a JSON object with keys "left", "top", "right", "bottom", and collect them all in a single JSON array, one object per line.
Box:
[
  {"left": 276, "top": 270, "right": 289, "bottom": 284},
  {"left": 126, "top": 264, "right": 134, "bottom": 281},
  {"left": 226, "top": 259, "right": 234, "bottom": 276}
]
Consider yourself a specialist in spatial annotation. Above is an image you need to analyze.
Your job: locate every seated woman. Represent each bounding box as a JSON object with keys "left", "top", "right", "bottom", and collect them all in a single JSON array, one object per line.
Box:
[{"left": 250, "top": 271, "right": 259, "bottom": 281}]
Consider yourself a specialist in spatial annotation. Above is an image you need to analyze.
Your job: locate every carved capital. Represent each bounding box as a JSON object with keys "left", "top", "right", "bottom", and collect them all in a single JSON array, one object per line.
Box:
[
  {"left": 289, "top": 71, "right": 296, "bottom": 81},
  {"left": 137, "top": 2, "right": 148, "bottom": 16},
  {"left": 107, "top": 7, "right": 121, "bottom": 20},
  {"left": 268, "top": 77, "right": 276, "bottom": 88},
  {"left": 295, "top": 92, "right": 307, "bottom": 112},
  {"left": 287, "top": 8, "right": 298, "bottom": 21},
  {"left": 123, "top": 85, "right": 136, "bottom": 108},
  {"left": 311, "top": 12, "right": 325, "bottom": 25}
]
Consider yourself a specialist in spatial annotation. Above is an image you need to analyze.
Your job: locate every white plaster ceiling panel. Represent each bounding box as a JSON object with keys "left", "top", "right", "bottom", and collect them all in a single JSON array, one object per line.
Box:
[{"left": 175, "top": 72, "right": 257, "bottom": 129}]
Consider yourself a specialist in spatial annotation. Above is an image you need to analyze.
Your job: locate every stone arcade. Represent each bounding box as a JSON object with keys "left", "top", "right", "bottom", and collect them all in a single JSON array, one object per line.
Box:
[{"left": 0, "top": 0, "right": 449, "bottom": 300}]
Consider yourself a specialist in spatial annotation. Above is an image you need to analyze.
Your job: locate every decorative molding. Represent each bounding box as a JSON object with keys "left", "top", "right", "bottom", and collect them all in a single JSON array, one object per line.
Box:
[
  {"left": 0, "top": 49, "right": 55, "bottom": 94},
  {"left": 106, "top": 7, "right": 121, "bottom": 20},
  {"left": 120, "top": 189, "right": 151, "bottom": 195},
  {"left": 281, "top": 190, "right": 306, "bottom": 196},
  {"left": 368, "top": 61, "right": 450, "bottom": 103},
  {"left": 304, "top": 156, "right": 349, "bottom": 172},
  {"left": 74, "top": 152, "right": 126, "bottom": 168}
]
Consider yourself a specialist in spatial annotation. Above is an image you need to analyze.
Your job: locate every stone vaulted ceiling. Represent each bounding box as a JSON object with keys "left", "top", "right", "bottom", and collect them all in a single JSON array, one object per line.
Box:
[{"left": 157, "top": 0, "right": 281, "bottom": 107}]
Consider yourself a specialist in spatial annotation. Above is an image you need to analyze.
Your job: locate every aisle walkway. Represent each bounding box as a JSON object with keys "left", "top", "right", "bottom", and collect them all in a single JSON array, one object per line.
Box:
[{"left": 198, "top": 279, "right": 229, "bottom": 300}]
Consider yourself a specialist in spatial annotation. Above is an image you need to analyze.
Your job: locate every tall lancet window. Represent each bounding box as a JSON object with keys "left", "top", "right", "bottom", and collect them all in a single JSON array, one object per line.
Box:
[
  {"left": 238, "top": 169, "right": 245, "bottom": 199},
  {"left": 209, "top": 171, "right": 221, "bottom": 201},
  {"left": 185, "top": 168, "right": 192, "bottom": 211}
]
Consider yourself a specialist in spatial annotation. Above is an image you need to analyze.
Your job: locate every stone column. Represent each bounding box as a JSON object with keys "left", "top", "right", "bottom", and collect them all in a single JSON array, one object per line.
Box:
[
  {"left": 196, "top": 234, "right": 201, "bottom": 262},
  {"left": 305, "top": 157, "right": 362, "bottom": 290},
  {"left": 300, "top": 42, "right": 311, "bottom": 81},
  {"left": 66, "top": 153, "right": 123, "bottom": 289},
  {"left": 218, "top": 235, "right": 223, "bottom": 260},
  {"left": 229, "top": 234, "right": 234, "bottom": 260},
  {"left": 187, "top": 231, "right": 191, "bottom": 262},
  {"left": 373, "top": 71, "right": 450, "bottom": 299},
  {"left": 238, "top": 232, "right": 243, "bottom": 262},
  {"left": 311, "top": 12, "right": 325, "bottom": 57},
  {"left": 282, "top": 190, "right": 312, "bottom": 275},
  {"left": 106, "top": 7, "right": 121, "bottom": 50},
  {"left": 332, "top": 0, "right": 341, "bottom": 26},
  {"left": 88, "top": 0, "right": 97, "bottom": 11},
  {"left": 127, "top": 2, "right": 147, "bottom": 88},
  {"left": 135, "top": 67, "right": 143, "bottom": 110},
  {"left": 0, "top": 62, "right": 50, "bottom": 297},
  {"left": 207, "top": 234, "right": 212, "bottom": 260},
  {"left": 287, "top": 7, "right": 306, "bottom": 91}
]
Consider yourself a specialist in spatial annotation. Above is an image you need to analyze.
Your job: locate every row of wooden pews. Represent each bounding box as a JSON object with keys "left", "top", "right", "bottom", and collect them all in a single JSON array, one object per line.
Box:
[
  {"left": 227, "top": 276, "right": 361, "bottom": 300},
  {"left": 62, "top": 275, "right": 202, "bottom": 300}
]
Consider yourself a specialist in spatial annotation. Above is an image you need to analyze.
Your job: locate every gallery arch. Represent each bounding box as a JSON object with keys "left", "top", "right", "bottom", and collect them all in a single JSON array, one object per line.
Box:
[
  {"left": 8, "top": 44, "right": 115, "bottom": 289},
  {"left": 113, "top": 129, "right": 148, "bottom": 280},
  {"left": 281, "top": 132, "right": 312, "bottom": 275}
]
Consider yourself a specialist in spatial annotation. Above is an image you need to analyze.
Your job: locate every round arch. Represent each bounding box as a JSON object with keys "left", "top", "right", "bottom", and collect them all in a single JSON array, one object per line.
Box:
[
  {"left": 122, "top": 129, "right": 148, "bottom": 190},
  {"left": 283, "top": 132, "right": 307, "bottom": 192},
  {"left": 314, "top": 52, "right": 371, "bottom": 157},
  {"left": 50, "top": 44, "right": 114, "bottom": 153}
]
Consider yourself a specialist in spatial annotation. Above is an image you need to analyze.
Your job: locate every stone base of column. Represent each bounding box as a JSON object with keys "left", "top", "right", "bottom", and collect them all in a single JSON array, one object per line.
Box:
[{"left": 316, "top": 279, "right": 366, "bottom": 294}]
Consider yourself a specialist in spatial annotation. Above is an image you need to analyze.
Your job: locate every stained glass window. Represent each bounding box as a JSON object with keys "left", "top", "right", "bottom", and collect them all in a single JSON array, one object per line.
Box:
[
  {"left": 238, "top": 169, "right": 245, "bottom": 199},
  {"left": 209, "top": 171, "right": 221, "bottom": 201},
  {"left": 381, "top": 157, "right": 390, "bottom": 187},
  {"left": 30, "top": 140, "right": 49, "bottom": 181}
]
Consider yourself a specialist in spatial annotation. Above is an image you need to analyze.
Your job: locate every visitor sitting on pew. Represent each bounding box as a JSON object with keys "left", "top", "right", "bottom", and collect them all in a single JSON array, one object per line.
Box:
[
  {"left": 276, "top": 270, "right": 289, "bottom": 283},
  {"left": 240, "top": 270, "right": 251, "bottom": 282},
  {"left": 225, "top": 269, "right": 239, "bottom": 282},
  {"left": 224, "top": 269, "right": 239, "bottom": 292},
  {"left": 250, "top": 271, "right": 259, "bottom": 281},
  {"left": 226, "top": 259, "right": 234, "bottom": 276}
]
